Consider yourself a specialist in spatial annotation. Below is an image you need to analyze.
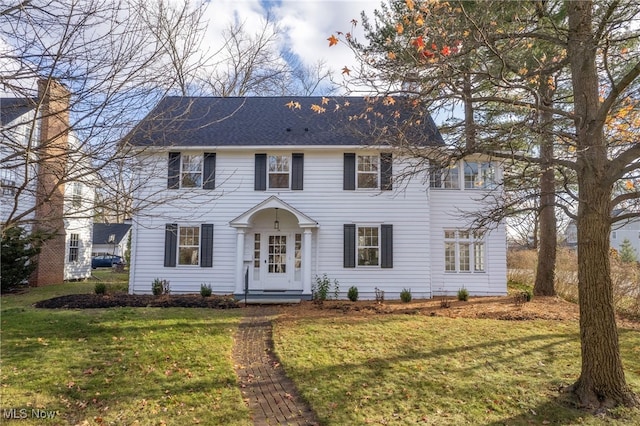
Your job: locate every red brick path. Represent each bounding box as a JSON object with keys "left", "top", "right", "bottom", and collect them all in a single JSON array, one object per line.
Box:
[{"left": 233, "top": 306, "right": 319, "bottom": 425}]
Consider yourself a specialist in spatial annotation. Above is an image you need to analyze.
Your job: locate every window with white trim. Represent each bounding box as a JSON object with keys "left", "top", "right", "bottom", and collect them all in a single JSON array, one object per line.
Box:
[
  {"left": 72, "top": 182, "right": 82, "bottom": 208},
  {"left": 69, "top": 233, "right": 79, "bottom": 262},
  {"left": 430, "top": 164, "right": 460, "bottom": 189},
  {"left": 268, "top": 155, "right": 290, "bottom": 188},
  {"left": 1, "top": 168, "right": 16, "bottom": 196},
  {"left": 358, "top": 226, "right": 379, "bottom": 266},
  {"left": 444, "top": 229, "right": 485, "bottom": 272},
  {"left": 178, "top": 226, "right": 200, "bottom": 265},
  {"left": 181, "top": 154, "right": 203, "bottom": 188},
  {"left": 464, "top": 161, "right": 496, "bottom": 189},
  {"left": 357, "top": 155, "right": 379, "bottom": 189}
]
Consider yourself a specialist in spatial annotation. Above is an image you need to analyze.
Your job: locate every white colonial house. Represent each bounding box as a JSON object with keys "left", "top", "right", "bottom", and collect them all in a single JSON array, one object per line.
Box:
[
  {"left": 125, "top": 96, "right": 507, "bottom": 301},
  {"left": 1, "top": 80, "right": 94, "bottom": 284}
]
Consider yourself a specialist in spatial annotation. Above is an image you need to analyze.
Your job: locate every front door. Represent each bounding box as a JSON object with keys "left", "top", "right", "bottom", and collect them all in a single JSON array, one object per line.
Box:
[{"left": 252, "top": 232, "right": 301, "bottom": 291}]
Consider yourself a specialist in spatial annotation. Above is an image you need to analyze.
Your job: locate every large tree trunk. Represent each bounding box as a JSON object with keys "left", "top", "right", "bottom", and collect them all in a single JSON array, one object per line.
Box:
[
  {"left": 534, "top": 73, "right": 557, "bottom": 296},
  {"left": 566, "top": 0, "right": 638, "bottom": 408}
]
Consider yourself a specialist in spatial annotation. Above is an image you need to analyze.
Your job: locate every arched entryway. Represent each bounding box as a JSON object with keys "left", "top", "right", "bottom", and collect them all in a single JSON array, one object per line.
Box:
[{"left": 229, "top": 196, "right": 318, "bottom": 300}]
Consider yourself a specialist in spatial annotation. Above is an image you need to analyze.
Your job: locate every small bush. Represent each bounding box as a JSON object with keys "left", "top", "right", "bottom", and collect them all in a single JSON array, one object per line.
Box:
[
  {"left": 400, "top": 288, "right": 412, "bottom": 303},
  {"left": 152, "top": 278, "right": 170, "bottom": 296},
  {"left": 457, "top": 287, "right": 469, "bottom": 301},
  {"left": 347, "top": 286, "right": 358, "bottom": 302},
  {"left": 313, "top": 274, "right": 339, "bottom": 302},
  {"left": 200, "top": 283, "right": 212, "bottom": 297},
  {"left": 94, "top": 282, "right": 107, "bottom": 295}
]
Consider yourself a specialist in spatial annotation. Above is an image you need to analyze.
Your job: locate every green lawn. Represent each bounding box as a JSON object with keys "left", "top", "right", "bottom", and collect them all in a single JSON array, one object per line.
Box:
[
  {"left": 274, "top": 314, "right": 640, "bottom": 425},
  {"left": 0, "top": 282, "right": 249, "bottom": 425}
]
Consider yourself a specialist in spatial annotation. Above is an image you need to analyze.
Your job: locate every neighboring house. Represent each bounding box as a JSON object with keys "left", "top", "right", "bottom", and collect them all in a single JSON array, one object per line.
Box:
[
  {"left": 566, "top": 211, "right": 640, "bottom": 256},
  {"left": 92, "top": 223, "right": 131, "bottom": 258},
  {"left": 1, "top": 80, "right": 94, "bottom": 284},
  {"left": 125, "top": 96, "right": 507, "bottom": 300}
]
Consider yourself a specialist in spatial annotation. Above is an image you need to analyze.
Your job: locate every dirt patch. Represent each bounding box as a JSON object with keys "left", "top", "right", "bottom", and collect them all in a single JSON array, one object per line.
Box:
[
  {"left": 277, "top": 296, "right": 640, "bottom": 330},
  {"left": 34, "top": 293, "right": 240, "bottom": 309}
]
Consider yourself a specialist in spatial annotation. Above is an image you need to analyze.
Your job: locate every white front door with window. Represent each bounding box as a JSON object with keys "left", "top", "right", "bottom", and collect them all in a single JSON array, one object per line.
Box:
[{"left": 251, "top": 232, "right": 302, "bottom": 291}]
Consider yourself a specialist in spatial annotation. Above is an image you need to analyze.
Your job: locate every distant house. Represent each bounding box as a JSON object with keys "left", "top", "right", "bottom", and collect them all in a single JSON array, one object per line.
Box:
[
  {"left": 124, "top": 96, "right": 507, "bottom": 301},
  {"left": 565, "top": 210, "right": 640, "bottom": 256},
  {"left": 92, "top": 223, "right": 131, "bottom": 258},
  {"left": 1, "top": 80, "right": 94, "bottom": 284}
]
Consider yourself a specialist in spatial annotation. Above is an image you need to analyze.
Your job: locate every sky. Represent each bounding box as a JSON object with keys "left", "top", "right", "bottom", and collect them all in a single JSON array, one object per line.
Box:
[{"left": 202, "top": 0, "right": 381, "bottom": 90}]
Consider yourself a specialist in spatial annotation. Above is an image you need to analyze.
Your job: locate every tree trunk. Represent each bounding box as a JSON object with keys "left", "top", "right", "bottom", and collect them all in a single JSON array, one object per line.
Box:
[
  {"left": 566, "top": 0, "right": 638, "bottom": 408},
  {"left": 534, "top": 73, "right": 557, "bottom": 296}
]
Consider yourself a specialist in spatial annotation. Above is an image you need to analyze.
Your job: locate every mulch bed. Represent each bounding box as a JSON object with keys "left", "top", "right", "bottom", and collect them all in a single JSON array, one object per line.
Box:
[{"left": 34, "top": 293, "right": 240, "bottom": 309}]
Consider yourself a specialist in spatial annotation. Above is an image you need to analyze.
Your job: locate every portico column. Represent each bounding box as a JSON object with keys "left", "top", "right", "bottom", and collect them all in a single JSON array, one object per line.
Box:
[
  {"left": 302, "top": 228, "right": 313, "bottom": 295},
  {"left": 234, "top": 228, "right": 246, "bottom": 294}
]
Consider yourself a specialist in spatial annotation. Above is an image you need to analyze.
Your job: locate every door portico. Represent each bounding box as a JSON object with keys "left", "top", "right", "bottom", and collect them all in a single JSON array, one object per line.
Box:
[{"left": 229, "top": 196, "right": 318, "bottom": 298}]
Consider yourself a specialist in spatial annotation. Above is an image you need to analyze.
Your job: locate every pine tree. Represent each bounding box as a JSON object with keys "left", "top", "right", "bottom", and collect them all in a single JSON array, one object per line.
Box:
[{"left": 619, "top": 238, "right": 638, "bottom": 263}]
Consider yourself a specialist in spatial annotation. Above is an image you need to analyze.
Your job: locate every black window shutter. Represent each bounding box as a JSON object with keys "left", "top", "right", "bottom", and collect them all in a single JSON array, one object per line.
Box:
[
  {"left": 380, "top": 153, "right": 393, "bottom": 190},
  {"left": 168, "top": 152, "right": 180, "bottom": 189},
  {"left": 203, "top": 153, "right": 216, "bottom": 189},
  {"left": 255, "top": 154, "right": 267, "bottom": 191},
  {"left": 381, "top": 224, "right": 393, "bottom": 268},
  {"left": 292, "top": 153, "right": 304, "bottom": 190},
  {"left": 200, "top": 224, "right": 214, "bottom": 267},
  {"left": 164, "top": 224, "right": 177, "bottom": 267},
  {"left": 343, "top": 153, "right": 355, "bottom": 190},
  {"left": 343, "top": 224, "right": 356, "bottom": 268}
]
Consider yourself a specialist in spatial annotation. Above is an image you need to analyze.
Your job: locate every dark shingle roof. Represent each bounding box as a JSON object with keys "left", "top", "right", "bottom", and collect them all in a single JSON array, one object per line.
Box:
[
  {"left": 1, "top": 98, "right": 36, "bottom": 126},
  {"left": 125, "top": 96, "right": 444, "bottom": 147},
  {"left": 92, "top": 223, "right": 131, "bottom": 245}
]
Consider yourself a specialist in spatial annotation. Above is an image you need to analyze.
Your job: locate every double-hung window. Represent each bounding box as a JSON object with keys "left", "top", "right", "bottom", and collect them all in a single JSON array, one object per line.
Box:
[
  {"left": 168, "top": 152, "right": 216, "bottom": 189},
  {"left": 68, "top": 233, "right": 79, "bottom": 262},
  {"left": 430, "top": 163, "right": 460, "bottom": 189},
  {"left": 357, "top": 155, "right": 379, "bottom": 189},
  {"left": 268, "top": 155, "right": 290, "bottom": 188},
  {"left": 164, "top": 223, "right": 214, "bottom": 267},
  {"left": 344, "top": 224, "right": 393, "bottom": 268},
  {"left": 444, "top": 229, "right": 485, "bottom": 272},
  {"left": 255, "top": 153, "right": 303, "bottom": 190},
  {"left": 72, "top": 182, "right": 82, "bottom": 208},
  {"left": 344, "top": 153, "right": 392, "bottom": 190}
]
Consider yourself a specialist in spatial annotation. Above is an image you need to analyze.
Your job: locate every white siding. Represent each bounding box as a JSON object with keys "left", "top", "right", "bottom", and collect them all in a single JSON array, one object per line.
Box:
[
  {"left": 429, "top": 189, "right": 507, "bottom": 296},
  {"left": 129, "top": 148, "right": 507, "bottom": 298}
]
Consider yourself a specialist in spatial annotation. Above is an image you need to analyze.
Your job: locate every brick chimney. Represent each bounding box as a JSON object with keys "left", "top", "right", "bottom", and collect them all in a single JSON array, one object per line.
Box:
[{"left": 29, "top": 79, "right": 70, "bottom": 286}]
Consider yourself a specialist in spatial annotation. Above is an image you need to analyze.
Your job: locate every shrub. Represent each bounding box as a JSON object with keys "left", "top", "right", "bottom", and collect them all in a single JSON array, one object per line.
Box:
[
  {"left": 313, "top": 273, "right": 339, "bottom": 302},
  {"left": 347, "top": 286, "right": 358, "bottom": 302},
  {"left": 457, "top": 287, "right": 469, "bottom": 301},
  {"left": 400, "top": 288, "right": 412, "bottom": 303},
  {"left": 1, "top": 227, "right": 51, "bottom": 292},
  {"left": 152, "top": 278, "right": 170, "bottom": 296},
  {"left": 200, "top": 283, "right": 212, "bottom": 297},
  {"left": 94, "top": 282, "right": 107, "bottom": 295}
]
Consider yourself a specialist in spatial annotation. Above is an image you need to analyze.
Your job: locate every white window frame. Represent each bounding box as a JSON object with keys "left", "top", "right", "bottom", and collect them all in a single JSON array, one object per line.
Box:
[
  {"left": 430, "top": 163, "right": 460, "bottom": 189},
  {"left": 357, "top": 225, "right": 380, "bottom": 266},
  {"left": 178, "top": 225, "right": 200, "bottom": 266},
  {"left": 180, "top": 154, "right": 203, "bottom": 188},
  {"left": 357, "top": 155, "right": 379, "bottom": 189},
  {"left": 464, "top": 161, "right": 496, "bottom": 189},
  {"left": 444, "top": 229, "right": 486, "bottom": 273},
  {"left": 72, "top": 182, "right": 83, "bottom": 208},
  {"left": 268, "top": 154, "right": 290, "bottom": 189},
  {"left": 69, "top": 233, "right": 79, "bottom": 262}
]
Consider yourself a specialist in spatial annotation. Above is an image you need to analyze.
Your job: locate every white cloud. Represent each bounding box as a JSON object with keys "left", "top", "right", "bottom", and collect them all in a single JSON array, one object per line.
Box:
[{"left": 203, "top": 0, "right": 379, "bottom": 83}]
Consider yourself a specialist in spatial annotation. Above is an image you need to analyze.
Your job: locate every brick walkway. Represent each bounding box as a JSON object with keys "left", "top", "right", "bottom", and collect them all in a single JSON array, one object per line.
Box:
[{"left": 233, "top": 306, "right": 319, "bottom": 426}]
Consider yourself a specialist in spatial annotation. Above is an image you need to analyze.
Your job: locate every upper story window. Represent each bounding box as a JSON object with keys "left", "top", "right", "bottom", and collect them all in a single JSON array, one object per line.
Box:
[
  {"left": 255, "top": 153, "right": 303, "bottom": 191},
  {"left": 344, "top": 153, "right": 392, "bottom": 191},
  {"left": 430, "top": 164, "right": 460, "bottom": 189},
  {"left": 1, "top": 168, "right": 16, "bottom": 196},
  {"left": 430, "top": 160, "right": 496, "bottom": 190},
  {"left": 181, "top": 154, "right": 203, "bottom": 188},
  {"left": 168, "top": 152, "right": 216, "bottom": 190},
  {"left": 268, "top": 155, "right": 290, "bottom": 189},
  {"left": 464, "top": 161, "right": 496, "bottom": 189},
  {"left": 357, "top": 155, "right": 379, "bottom": 189},
  {"left": 72, "top": 182, "right": 82, "bottom": 208}
]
